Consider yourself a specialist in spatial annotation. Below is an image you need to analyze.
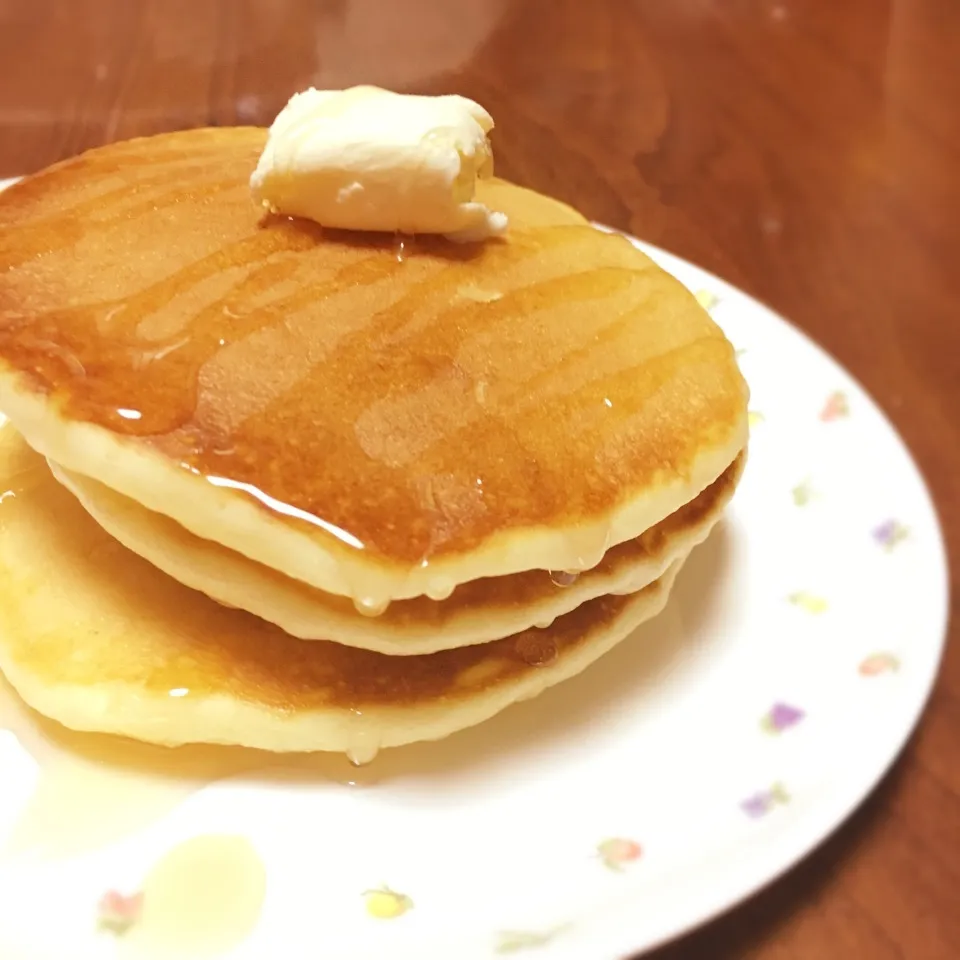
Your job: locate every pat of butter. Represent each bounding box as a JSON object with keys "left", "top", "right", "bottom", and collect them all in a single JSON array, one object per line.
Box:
[{"left": 250, "top": 86, "right": 508, "bottom": 242}]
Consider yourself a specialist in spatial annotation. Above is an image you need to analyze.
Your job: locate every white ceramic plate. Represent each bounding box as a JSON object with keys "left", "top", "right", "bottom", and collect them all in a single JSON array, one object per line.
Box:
[{"left": 0, "top": 176, "right": 949, "bottom": 959}]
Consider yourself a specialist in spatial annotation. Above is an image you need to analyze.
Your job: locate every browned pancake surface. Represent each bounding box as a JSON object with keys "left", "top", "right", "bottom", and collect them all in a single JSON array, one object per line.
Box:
[
  {"left": 0, "top": 129, "right": 745, "bottom": 566},
  {"left": 0, "top": 433, "right": 671, "bottom": 712}
]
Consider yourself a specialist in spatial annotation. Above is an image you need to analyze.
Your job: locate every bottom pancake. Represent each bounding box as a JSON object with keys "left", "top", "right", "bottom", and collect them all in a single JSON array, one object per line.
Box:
[{"left": 0, "top": 425, "right": 684, "bottom": 756}]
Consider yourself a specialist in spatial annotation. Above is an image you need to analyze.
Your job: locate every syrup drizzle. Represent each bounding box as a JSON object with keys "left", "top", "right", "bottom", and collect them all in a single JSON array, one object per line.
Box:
[
  {"left": 0, "top": 675, "right": 259, "bottom": 860},
  {"left": 393, "top": 234, "right": 411, "bottom": 263},
  {"left": 0, "top": 131, "right": 745, "bottom": 609}
]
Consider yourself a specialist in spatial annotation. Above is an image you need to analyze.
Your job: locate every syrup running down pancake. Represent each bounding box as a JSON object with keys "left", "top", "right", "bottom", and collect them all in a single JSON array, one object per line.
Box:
[
  {"left": 0, "top": 128, "right": 748, "bottom": 608},
  {"left": 0, "top": 426, "right": 683, "bottom": 757},
  {"left": 0, "top": 123, "right": 748, "bottom": 760},
  {"left": 50, "top": 453, "right": 743, "bottom": 654}
]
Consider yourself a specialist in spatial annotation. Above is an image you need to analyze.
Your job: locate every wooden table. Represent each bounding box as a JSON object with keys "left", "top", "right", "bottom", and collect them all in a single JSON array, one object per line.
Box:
[{"left": 0, "top": 1, "right": 956, "bottom": 956}]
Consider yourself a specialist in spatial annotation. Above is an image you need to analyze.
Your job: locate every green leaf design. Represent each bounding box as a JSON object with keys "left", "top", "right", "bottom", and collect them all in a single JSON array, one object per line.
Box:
[
  {"left": 791, "top": 479, "right": 816, "bottom": 506},
  {"left": 788, "top": 592, "right": 828, "bottom": 614},
  {"left": 495, "top": 925, "right": 569, "bottom": 953}
]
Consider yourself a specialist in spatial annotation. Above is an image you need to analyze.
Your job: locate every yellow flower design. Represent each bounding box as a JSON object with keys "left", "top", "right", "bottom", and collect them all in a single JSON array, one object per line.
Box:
[
  {"left": 363, "top": 886, "right": 413, "bottom": 919},
  {"left": 788, "top": 592, "right": 828, "bottom": 614},
  {"left": 694, "top": 289, "right": 720, "bottom": 311}
]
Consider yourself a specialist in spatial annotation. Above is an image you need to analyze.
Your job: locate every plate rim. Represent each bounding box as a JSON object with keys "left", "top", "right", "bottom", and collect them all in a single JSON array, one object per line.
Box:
[
  {"left": 0, "top": 178, "right": 949, "bottom": 959},
  {"left": 577, "top": 226, "right": 951, "bottom": 958}
]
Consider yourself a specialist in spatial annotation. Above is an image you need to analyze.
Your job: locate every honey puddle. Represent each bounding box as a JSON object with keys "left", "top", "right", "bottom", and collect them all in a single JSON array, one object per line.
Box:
[
  {"left": 0, "top": 671, "right": 381, "bottom": 958},
  {"left": 118, "top": 834, "right": 266, "bottom": 959},
  {"left": 0, "top": 674, "right": 261, "bottom": 859}
]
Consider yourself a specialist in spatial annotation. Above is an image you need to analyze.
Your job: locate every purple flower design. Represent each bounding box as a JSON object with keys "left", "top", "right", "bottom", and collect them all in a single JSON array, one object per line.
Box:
[
  {"left": 741, "top": 783, "right": 790, "bottom": 819},
  {"left": 873, "top": 520, "right": 908, "bottom": 551},
  {"left": 741, "top": 794, "right": 769, "bottom": 819},
  {"left": 761, "top": 702, "right": 805, "bottom": 734}
]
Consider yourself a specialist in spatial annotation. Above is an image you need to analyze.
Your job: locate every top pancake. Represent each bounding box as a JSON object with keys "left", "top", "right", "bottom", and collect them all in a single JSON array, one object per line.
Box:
[{"left": 0, "top": 128, "right": 748, "bottom": 604}]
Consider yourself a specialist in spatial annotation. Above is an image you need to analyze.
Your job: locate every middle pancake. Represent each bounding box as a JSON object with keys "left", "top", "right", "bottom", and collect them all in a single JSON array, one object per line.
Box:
[{"left": 49, "top": 454, "right": 743, "bottom": 655}]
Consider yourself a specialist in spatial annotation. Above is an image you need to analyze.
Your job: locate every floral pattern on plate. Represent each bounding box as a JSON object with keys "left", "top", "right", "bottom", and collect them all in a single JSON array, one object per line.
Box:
[
  {"left": 859, "top": 653, "right": 900, "bottom": 677},
  {"left": 761, "top": 703, "right": 805, "bottom": 735},
  {"left": 873, "top": 519, "right": 909, "bottom": 551},
  {"left": 91, "top": 835, "right": 266, "bottom": 956},
  {"left": 364, "top": 886, "right": 414, "bottom": 919},
  {"left": 694, "top": 289, "right": 720, "bottom": 312},
  {"left": 787, "top": 592, "right": 829, "bottom": 614},
  {"left": 495, "top": 926, "right": 569, "bottom": 954},
  {"left": 792, "top": 479, "right": 818, "bottom": 506},
  {"left": 741, "top": 783, "right": 791, "bottom": 819},
  {"left": 0, "top": 242, "right": 945, "bottom": 960},
  {"left": 597, "top": 838, "right": 642, "bottom": 871},
  {"left": 819, "top": 390, "right": 849, "bottom": 421},
  {"left": 96, "top": 891, "right": 142, "bottom": 936}
]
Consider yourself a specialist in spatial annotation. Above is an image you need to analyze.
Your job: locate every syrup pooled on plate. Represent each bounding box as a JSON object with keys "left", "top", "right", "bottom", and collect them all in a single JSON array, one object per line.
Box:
[
  {"left": 120, "top": 835, "right": 266, "bottom": 958},
  {"left": 0, "top": 674, "right": 258, "bottom": 859}
]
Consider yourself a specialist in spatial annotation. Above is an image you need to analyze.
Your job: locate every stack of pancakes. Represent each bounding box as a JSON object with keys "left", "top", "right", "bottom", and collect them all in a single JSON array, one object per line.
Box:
[{"left": 0, "top": 129, "right": 747, "bottom": 759}]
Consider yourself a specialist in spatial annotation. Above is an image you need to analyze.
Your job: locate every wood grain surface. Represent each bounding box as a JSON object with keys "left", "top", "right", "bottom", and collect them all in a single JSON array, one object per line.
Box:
[{"left": 0, "top": 1, "right": 957, "bottom": 956}]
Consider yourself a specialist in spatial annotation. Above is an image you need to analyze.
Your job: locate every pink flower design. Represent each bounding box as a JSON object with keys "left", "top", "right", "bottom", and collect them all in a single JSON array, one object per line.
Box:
[
  {"left": 819, "top": 391, "right": 849, "bottom": 422},
  {"left": 859, "top": 653, "right": 900, "bottom": 677},
  {"left": 597, "top": 838, "right": 642, "bottom": 871},
  {"left": 97, "top": 890, "right": 143, "bottom": 936}
]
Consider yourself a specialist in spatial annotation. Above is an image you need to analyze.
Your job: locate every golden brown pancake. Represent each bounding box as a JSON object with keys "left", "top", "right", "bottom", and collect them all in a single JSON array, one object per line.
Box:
[
  {"left": 0, "top": 425, "right": 681, "bottom": 755},
  {"left": 50, "top": 453, "right": 743, "bottom": 654},
  {"left": 0, "top": 128, "right": 748, "bottom": 606}
]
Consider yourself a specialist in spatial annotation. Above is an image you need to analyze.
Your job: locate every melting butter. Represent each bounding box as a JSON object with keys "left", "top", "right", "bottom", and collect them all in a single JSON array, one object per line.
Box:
[{"left": 250, "top": 85, "right": 508, "bottom": 241}]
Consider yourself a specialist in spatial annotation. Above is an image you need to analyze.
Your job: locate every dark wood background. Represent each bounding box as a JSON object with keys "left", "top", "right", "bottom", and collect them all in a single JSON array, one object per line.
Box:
[{"left": 0, "top": 1, "right": 957, "bottom": 956}]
